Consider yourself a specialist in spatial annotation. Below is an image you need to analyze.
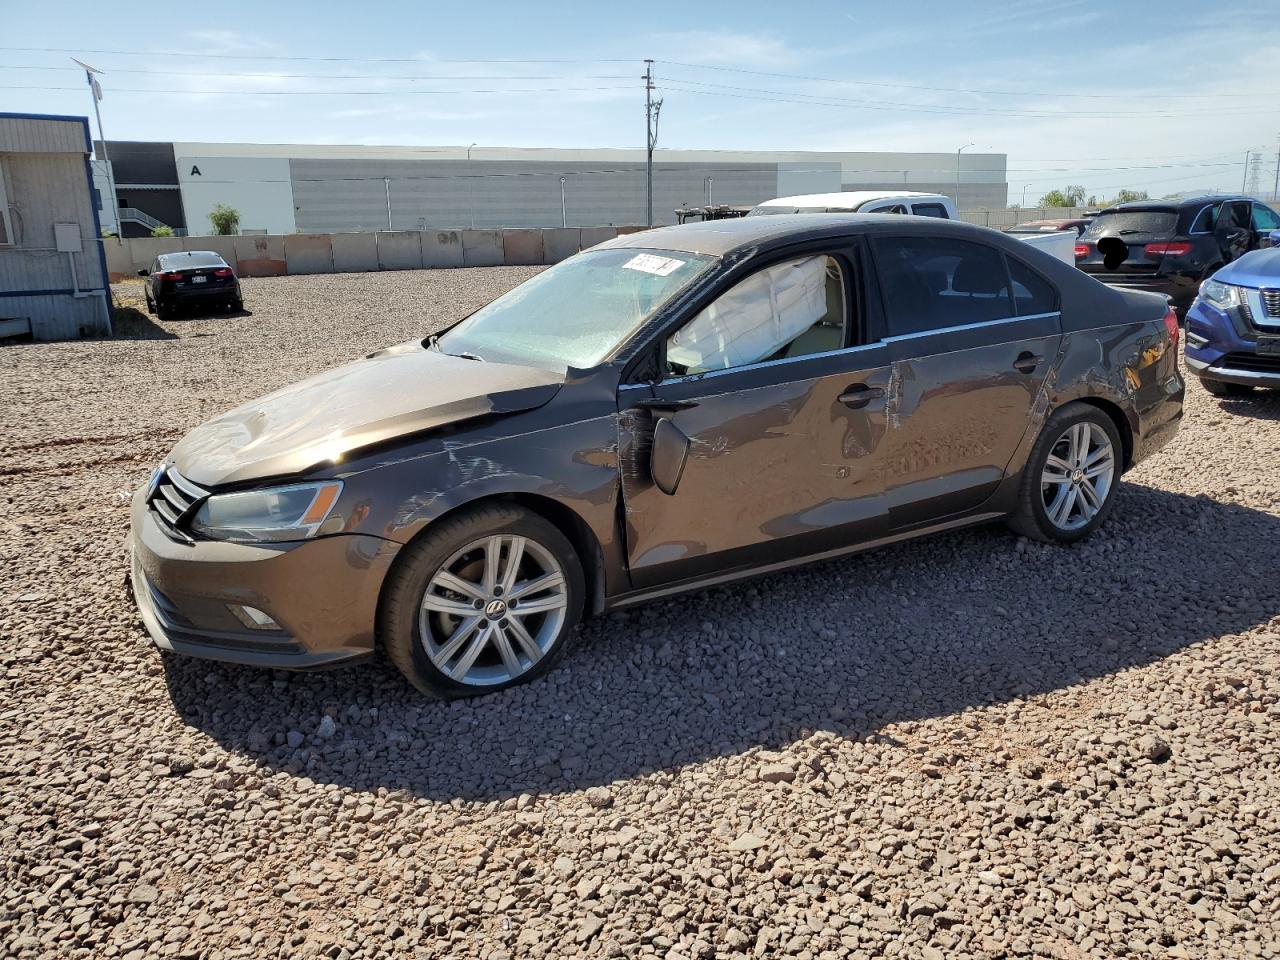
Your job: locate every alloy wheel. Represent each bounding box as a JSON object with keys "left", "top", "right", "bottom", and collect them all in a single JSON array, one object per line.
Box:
[
  {"left": 419, "top": 535, "right": 568, "bottom": 686},
  {"left": 1040, "top": 421, "right": 1115, "bottom": 532}
]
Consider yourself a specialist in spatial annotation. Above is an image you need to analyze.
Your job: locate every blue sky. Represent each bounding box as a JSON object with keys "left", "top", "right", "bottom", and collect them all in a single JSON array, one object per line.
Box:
[{"left": 2, "top": 0, "right": 1278, "bottom": 204}]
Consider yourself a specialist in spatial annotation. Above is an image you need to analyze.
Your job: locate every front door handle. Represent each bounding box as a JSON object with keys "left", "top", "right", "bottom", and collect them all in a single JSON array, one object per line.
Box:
[
  {"left": 1013, "top": 351, "right": 1044, "bottom": 374},
  {"left": 629, "top": 397, "right": 699, "bottom": 413},
  {"left": 837, "top": 384, "right": 885, "bottom": 409}
]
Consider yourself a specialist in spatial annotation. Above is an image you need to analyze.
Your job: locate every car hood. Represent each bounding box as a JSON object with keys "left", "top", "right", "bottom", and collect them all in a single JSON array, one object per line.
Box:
[
  {"left": 170, "top": 340, "right": 565, "bottom": 487},
  {"left": 1214, "top": 248, "right": 1280, "bottom": 289}
]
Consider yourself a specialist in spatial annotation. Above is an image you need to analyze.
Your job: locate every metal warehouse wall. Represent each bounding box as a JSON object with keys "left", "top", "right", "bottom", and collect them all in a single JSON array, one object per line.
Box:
[
  {"left": 0, "top": 115, "right": 111, "bottom": 340},
  {"left": 288, "top": 160, "right": 781, "bottom": 231}
]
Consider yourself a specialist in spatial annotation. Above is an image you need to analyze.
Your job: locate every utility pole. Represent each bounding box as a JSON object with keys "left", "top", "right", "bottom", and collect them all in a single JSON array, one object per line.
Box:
[
  {"left": 643, "top": 60, "right": 662, "bottom": 227},
  {"left": 1247, "top": 151, "right": 1262, "bottom": 196},
  {"left": 1273, "top": 134, "right": 1280, "bottom": 201},
  {"left": 383, "top": 178, "right": 392, "bottom": 230},
  {"left": 72, "top": 59, "right": 118, "bottom": 235},
  {"left": 1243, "top": 150, "right": 1251, "bottom": 193}
]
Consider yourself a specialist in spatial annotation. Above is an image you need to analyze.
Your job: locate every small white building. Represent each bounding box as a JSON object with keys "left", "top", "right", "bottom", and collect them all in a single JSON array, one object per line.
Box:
[{"left": 0, "top": 112, "right": 112, "bottom": 340}]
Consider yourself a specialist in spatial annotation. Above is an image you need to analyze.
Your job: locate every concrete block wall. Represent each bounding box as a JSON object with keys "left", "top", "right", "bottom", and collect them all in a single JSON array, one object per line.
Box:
[{"left": 103, "top": 226, "right": 627, "bottom": 281}]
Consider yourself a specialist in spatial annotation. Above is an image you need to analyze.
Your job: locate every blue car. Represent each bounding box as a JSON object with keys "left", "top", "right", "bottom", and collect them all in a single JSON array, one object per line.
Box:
[{"left": 1185, "top": 230, "right": 1280, "bottom": 397}]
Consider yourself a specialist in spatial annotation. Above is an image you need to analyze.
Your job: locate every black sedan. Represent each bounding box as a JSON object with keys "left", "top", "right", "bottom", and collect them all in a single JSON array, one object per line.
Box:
[
  {"left": 139, "top": 251, "right": 243, "bottom": 319},
  {"left": 1075, "top": 196, "right": 1280, "bottom": 312},
  {"left": 129, "top": 215, "right": 1183, "bottom": 699}
]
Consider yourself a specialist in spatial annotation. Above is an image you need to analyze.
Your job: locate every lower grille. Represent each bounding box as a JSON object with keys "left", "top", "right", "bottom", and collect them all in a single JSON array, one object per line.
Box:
[
  {"left": 147, "top": 466, "right": 209, "bottom": 542},
  {"left": 1263, "top": 289, "right": 1280, "bottom": 320},
  {"left": 1217, "top": 352, "right": 1280, "bottom": 374}
]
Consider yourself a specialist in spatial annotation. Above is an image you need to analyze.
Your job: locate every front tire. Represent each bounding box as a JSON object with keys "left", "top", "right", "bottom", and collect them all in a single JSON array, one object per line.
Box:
[
  {"left": 1200, "top": 377, "right": 1252, "bottom": 398},
  {"left": 379, "top": 504, "right": 585, "bottom": 699},
  {"left": 1009, "top": 403, "right": 1122, "bottom": 544}
]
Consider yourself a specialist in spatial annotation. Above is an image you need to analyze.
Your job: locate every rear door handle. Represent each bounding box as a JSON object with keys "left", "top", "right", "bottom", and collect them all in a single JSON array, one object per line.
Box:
[
  {"left": 837, "top": 384, "right": 885, "bottom": 409},
  {"left": 629, "top": 397, "right": 699, "bottom": 413},
  {"left": 1013, "top": 351, "right": 1044, "bottom": 374}
]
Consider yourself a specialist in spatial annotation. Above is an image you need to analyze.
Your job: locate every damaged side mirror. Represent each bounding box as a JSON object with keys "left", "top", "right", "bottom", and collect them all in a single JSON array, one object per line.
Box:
[{"left": 650, "top": 417, "right": 690, "bottom": 496}]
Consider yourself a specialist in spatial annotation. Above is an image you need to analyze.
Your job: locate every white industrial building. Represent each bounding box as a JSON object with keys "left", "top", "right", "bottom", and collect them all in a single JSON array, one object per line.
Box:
[{"left": 98, "top": 140, "right": 1008, "bottom": 237}]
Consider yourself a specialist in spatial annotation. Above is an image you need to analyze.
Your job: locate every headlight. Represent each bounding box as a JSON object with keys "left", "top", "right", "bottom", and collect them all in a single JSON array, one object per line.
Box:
[
  {"left": 191, "top": 480, "right": 343, "bottom": 543},
  {"left": 1199, "top": 278, "right": 1241, "bottom": 308}
]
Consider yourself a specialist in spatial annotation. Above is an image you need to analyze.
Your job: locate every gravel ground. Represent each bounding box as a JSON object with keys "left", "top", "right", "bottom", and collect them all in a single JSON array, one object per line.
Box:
[{"left": 3, "top": 268, "right": 1280, "bottom": 960}]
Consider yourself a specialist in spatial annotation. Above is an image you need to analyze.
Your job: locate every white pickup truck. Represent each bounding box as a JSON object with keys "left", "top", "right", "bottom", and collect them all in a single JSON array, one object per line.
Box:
[{"left": 747, "top": 190, "right": 1076, "bottom": 264}]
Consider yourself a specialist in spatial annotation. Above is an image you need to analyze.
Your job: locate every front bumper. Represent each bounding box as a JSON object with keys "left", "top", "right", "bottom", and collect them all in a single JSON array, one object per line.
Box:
[
  {"left": 129, "top": 487, "right": 400, "bottom": 669},
  {"left": 1185, "top": 292, "right": 1280, "bottom": 388}
]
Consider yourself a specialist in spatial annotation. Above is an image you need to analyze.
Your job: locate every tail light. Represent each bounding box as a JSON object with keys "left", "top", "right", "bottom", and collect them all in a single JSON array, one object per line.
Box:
[
  {"left": 1074, "top": 244, "right": 1089, "bottom": 259},
  {"left": 154, "top": 270, "right": 183, "bottom": 281},
  {"left": 1144, "top": 242, "right": 1192, "bottom": 257},
  {"left": 213, "top": 267, "right": 234, "bottom": 278},
  {"left": 1163, "top": 306, "right": 1179, "bottom": 351}
]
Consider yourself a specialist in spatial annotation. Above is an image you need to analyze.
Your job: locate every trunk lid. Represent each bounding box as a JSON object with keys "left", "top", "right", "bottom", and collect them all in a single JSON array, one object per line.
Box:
[{"left": 1076, "top": 209, "right": 1180, "bottom": 276}]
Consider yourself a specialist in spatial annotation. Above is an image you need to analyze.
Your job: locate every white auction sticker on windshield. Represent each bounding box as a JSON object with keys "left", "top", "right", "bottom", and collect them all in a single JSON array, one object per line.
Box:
[{"left": 621, "top": 253, "right": 686, "bottom": 276}]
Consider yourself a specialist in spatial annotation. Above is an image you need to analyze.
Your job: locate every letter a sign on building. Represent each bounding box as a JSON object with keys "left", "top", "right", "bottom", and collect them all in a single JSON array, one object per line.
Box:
[{"left": 190, "top": 165, "right": 202, "bottom": 176}]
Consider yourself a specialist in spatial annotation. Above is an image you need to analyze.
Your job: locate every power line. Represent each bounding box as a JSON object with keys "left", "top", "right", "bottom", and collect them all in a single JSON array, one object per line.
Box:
[
  {"left": 0, "top": 84, "right": 635, "bottom": 96},
  {"left": 657, "top": 80, "right": 1280, "bottom": 120},
  {"left": 654, "top": 58, "right": 1275, "bottom": 101},
  {"left": 0, "top": 46, "right": 637, "bottom": 64},
  {"left": 0, "top": 64, "right": 635, "bottom": 81}
]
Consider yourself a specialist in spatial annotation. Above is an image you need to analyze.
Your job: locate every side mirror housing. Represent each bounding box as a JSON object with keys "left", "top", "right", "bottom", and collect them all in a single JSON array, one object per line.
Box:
[
  {"left": 137, "top": 269, "right": 149, "bottom": 277},
  {"left": 650, "top": 417, "right": 690, "bottom": 496},
  {"left": 1270, "top": 229, "right": 1280, "bottom": 248}
]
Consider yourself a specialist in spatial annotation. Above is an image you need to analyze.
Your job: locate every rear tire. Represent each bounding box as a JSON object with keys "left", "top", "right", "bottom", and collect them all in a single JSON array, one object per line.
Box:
[
  {"left": 155, "top": 300, "right": 173, "bottom": 320},
  {"left": 1200, "top": 377, "right": 1252, "bottom": 398},
  {"left": 1008, "top": 403, "right": 1123, "bottom": 544},
  {"left": 379, "top": 504, "right": 585, "bottom": 699}
]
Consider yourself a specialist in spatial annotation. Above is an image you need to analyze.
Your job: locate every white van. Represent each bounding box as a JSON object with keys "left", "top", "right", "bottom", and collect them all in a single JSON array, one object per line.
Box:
[{"left": 747, "top": 191, "right": 959, "bottom": 220}]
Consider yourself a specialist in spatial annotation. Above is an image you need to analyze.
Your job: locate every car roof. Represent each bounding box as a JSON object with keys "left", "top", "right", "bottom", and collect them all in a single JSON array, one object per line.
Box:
[
  {"left": 754, "top": 190, "right": 949, "bottom": 209},
  {"left": 599, "top": 213, "right": 1007, "bottom": 258},
  {"left": 1100, "top": 195, "right": 1253, "bottom": 213}
]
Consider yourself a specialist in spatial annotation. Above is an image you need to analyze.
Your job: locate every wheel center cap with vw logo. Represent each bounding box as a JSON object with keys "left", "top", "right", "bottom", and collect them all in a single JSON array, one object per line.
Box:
[
  {"left": 485, "top": 599, "right": 508, "bottom": 620},
  {"left": 1071, "top": 469, "right": 1084, "bottom": 484}
]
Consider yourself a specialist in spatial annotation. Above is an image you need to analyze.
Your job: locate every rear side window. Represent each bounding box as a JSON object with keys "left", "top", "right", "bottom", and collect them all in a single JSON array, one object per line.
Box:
[
  {"left": 1188, "top": 204, "right": 1219, "bottom": 234},
  {"left": 1007, "top": 257, "right": 1059, "bottom": 315},
  {"left": 1082, "top": 211, "right": 1178, "bottom": 238},
  {"left": 1253, "top": 205, "right": 1280, "bottom": 230},
  {"left": 872, "top": 236, "right": 1012, "bottom": 336},
  {"left": 912, "top": 203, "right": 948, "bottom": 218}
]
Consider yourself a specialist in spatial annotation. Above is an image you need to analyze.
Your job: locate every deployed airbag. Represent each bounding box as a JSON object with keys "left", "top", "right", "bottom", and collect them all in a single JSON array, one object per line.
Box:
[{"left": 667, "top": 256, "right": 828, "bottom": 373}]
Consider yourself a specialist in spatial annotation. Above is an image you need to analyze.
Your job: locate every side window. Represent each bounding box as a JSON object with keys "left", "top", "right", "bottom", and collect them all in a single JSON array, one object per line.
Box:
[
  {"left": 872, "top": 236, "right": 1013, "bottom": 336},
  {"left": 665, "top": 255, "right": 846, "bottom": 376},
  {"left": 1253, "top": 204, "right": 1280, "bottom": 231},
  {"left": 868, "top": 204, "right": 909, "bottom": 215},
  {"left": 1007, "top": 257, "right": 1059, "bottom": 315},
  {"left": 1217, "top": 202, "right": 1251, "bottom": 230},
  {"left": 1189, "top": 204, "right": 1219, "bottom": 234},
  {"left": 912, "top": 203, "right": 948, "bottom": 219}
]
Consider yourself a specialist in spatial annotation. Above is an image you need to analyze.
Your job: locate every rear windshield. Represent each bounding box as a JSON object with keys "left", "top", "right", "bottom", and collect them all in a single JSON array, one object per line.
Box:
[
  {"left": 159, "top": 252, "right": 226, "bottom": 268},
  {"left": 1082, "top": 211, "right": 1177, "bottom": 239}
]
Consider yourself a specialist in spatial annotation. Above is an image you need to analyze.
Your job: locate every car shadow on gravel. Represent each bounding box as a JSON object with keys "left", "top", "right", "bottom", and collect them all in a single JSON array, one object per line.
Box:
[
  {"left": 161, "top": 482, "right": 1280, "bottom": 802},
  {"left": 1214, "top": 392, "right": 1280, "bottom": 421}
]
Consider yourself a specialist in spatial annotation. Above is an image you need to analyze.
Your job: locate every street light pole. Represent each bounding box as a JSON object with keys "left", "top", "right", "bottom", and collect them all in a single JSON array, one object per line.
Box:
[
  {"left": 1022, "top": 183, "right": 1032, "bottom": 207},
  {"left": 383, "top": 178, "right": 392, "bottom": 230},
  {"left": 72, "top": 58, "right": 118, "bottom": 235},
  {"left": 559, "top": 176, "right": 567, "bottom": 228},
  {"left": 467, "top": 142, "right": 477, "bottom": 161},
  {"left": 956, "top": 143, "right": 975, "bottom": 206},
  {"left": 707, "top": 177, "right": 713, "bottom": 206}
]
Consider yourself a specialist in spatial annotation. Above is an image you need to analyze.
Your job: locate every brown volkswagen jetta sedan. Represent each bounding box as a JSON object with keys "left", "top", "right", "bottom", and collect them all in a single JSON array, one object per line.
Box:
[{"left": 130, "top": 215, "right": 1184, "bottom": 698}]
